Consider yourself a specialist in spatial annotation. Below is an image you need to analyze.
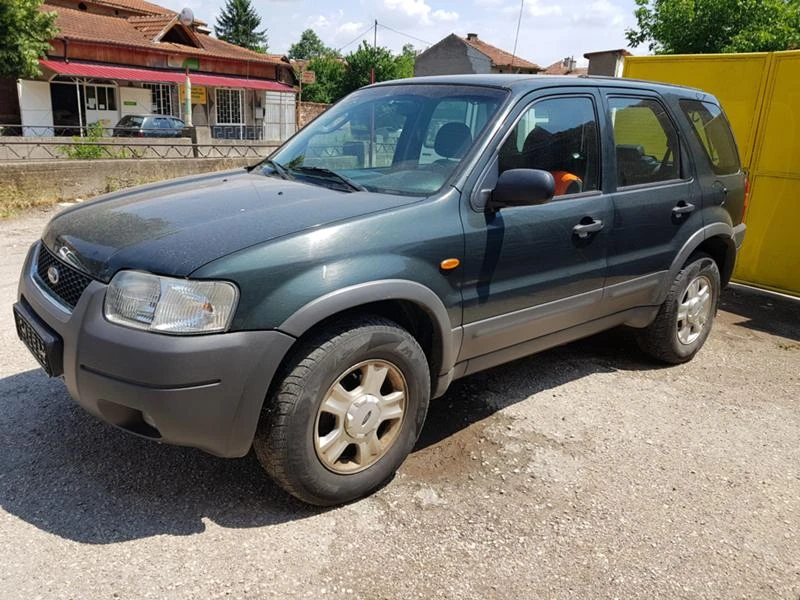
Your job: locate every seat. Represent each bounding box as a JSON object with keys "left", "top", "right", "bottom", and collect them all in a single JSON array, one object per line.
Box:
[
  {"left": 520, "top": 127, "right": 583, "bottom": 195},
  {"left": 434, "top": 122, "right": 473, "bottom": 161}
]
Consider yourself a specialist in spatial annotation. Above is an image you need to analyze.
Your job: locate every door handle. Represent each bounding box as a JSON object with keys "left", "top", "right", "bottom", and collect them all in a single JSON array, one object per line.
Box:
[
  {"left": 672, "top": 201, "right": 696, "bottom": 216},
  {"left": 573, "top": 219, "right": 603, "bottom": 239}
]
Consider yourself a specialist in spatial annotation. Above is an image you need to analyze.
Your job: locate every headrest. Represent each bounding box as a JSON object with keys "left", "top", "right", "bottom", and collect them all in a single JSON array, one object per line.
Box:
[{"left": 434, "top": 122, "right": 473, "bottom": 159}]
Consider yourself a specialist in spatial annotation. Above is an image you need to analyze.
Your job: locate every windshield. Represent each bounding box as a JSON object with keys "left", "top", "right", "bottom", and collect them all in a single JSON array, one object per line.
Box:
[{"left": 264, "top": 84, "right": 508, "bottom": 195}]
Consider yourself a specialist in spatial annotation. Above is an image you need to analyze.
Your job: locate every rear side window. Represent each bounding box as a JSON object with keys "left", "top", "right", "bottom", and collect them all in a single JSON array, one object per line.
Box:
[
  {"left": 679, "top": 100, "right": 740, "bottom": 175},
  {"left": 117, "top": 116, "right": 143, "bottom": 127},
  {"left": 609, "top": 97, "right": 681, "bottom": 187}
]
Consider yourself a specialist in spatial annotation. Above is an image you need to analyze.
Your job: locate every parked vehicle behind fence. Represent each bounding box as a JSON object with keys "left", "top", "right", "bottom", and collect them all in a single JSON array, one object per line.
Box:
[
  {"left": 15, "top": 75, "right": 747, "bottom": 506},
  {"left": 112, "top": 114, "right": 187, "bottom": 137}
]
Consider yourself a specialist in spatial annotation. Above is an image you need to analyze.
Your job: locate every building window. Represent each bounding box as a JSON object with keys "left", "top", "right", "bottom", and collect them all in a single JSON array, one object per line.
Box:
[
  {"left": 142, "top": 83, "right": 175, "bottom": 116},
  {"left": 84, "top": 84, "right": 117, "bottom": 112},
  {"left": 216, "top": 88, "right": 243, "bottom": 125}
]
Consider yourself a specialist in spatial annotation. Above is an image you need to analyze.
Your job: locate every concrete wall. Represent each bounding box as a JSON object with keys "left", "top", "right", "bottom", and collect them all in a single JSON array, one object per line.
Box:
[
  {"left": 298, "top": 102, "right": 329, "bottom": 129},
  {"left": 0, "top": 157, "right": 257, "bottom": 216},
  {"left": 414, "top": 35, "right": 491, "bottom": 76},
  {"left": 586, "top": 52, "right": 624, "bottom": 77}
]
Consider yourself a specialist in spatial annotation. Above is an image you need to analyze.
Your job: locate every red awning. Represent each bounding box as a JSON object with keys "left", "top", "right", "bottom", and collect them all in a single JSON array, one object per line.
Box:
[{"left": 39, "top": 60, "right": 296, "bottom": 92}]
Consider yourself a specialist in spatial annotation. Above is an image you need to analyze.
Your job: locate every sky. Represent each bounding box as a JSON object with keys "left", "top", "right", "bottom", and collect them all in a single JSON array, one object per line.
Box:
[{"left": 156, "top": 0, "right": 642, "bottom": 68}]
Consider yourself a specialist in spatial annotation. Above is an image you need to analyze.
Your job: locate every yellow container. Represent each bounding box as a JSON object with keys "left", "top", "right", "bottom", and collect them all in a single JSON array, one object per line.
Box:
[{"left": 623, "top": 51, "right": 800, "bottom": 296}]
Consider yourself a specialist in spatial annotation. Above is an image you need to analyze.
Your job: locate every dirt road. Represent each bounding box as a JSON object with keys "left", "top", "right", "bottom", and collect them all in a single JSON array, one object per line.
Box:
[{"left": 1, "top": 206, "right": 798, "bottom": 599}]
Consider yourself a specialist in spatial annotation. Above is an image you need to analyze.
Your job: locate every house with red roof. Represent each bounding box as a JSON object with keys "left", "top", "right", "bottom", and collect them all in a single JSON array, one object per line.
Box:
[
  {"left": 414, "top": 33, "right": 541, "bottom": 76},
  {"left": 2, "top": 0, "right": 298, "bottom": 140}
]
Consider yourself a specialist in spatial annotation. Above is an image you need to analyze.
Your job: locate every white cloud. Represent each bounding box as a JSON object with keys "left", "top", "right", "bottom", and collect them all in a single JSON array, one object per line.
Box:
[
  {"left": 382, "top": 0, "right": 459, "bottom": 26},
  {"left": 432, "top": 9, "right": 459, "bottom": 21},
  {"left": 338, "top": 21, "right": 366, "bottom": 36}
]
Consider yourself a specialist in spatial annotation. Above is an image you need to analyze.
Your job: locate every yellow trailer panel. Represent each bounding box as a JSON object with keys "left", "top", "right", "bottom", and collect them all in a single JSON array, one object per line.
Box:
[{"left": 623, "top": 51, "right": 800, "bottom": 296}]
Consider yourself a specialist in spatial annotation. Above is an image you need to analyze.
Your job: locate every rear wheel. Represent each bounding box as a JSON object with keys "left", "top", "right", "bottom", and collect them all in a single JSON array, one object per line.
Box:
[
  {"left": 637, "top": 253, "right": 720, "bottom": 364},
  {"left": 254, "top": 316, "right": 430, "bottom": 506}
]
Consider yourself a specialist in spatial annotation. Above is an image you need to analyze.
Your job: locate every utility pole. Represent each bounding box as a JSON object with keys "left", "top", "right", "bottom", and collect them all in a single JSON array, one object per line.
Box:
[{"left": 370, "top": 19, "right": 377, "bottom": 84}]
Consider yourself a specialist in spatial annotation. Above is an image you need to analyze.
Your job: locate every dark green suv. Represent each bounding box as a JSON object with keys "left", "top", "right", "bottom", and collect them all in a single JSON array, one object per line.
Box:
[{"left": 14, "top": 75, "right": 746, "bottom": 505}]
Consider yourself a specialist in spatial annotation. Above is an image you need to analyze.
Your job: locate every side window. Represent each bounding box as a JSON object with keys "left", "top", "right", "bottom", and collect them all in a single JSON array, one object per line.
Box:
[
  {"left": 609, "top": 97, "right": 681, "bottom": 187},
  {"left": 679, "top": 100, "right": 740, "bottom": 175},
  {"left": 499, "top": 96, "right": 600, "bottom": 196}
]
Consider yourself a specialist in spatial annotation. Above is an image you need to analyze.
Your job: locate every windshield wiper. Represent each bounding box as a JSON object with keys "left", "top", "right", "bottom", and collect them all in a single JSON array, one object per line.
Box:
[
  {"left": 290, "top": 166, "right": 367, "bottom": 192},
  {"left": 260, "top": 159, "right": 293, "bottom": 180}
]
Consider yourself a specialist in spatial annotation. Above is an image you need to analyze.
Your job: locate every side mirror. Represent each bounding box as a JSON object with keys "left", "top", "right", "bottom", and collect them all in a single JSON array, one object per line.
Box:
[{"left": 488, "top": 169, "right": 555, "bottom": 211}]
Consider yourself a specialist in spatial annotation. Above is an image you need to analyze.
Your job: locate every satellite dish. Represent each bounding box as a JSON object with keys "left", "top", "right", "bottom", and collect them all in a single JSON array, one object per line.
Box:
[{"left": 178, "top": 7, "right": 194, "bottom": 27}]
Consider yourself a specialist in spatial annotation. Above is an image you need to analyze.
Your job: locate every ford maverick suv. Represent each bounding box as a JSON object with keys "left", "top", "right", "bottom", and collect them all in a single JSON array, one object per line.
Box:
[{"left": 14, "top": 75, "right": 747, "bottom": 505}]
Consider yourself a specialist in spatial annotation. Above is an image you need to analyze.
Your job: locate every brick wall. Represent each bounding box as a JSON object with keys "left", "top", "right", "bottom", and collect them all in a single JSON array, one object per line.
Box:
[
  {"left": 0, "top": 157, "right": 258, "bottom": 216},
  {"left": 298, "top": 102, "right": 329, "bottom": 128}
]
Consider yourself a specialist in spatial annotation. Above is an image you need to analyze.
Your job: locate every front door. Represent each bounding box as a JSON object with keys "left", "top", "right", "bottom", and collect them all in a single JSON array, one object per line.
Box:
[{"left": 458, "top": 92, "right": 611, "bottom": 364}]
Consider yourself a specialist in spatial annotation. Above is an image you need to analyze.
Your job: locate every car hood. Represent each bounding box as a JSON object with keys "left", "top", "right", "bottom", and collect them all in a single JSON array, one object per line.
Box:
[{"left": 43, "top": 169, "right": 418, "bottom": 281}]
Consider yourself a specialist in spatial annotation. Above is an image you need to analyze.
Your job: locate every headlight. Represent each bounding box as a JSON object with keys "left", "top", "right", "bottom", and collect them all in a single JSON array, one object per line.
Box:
[{"left": 104, "top": 271, "right": 238, "bottom": 334}]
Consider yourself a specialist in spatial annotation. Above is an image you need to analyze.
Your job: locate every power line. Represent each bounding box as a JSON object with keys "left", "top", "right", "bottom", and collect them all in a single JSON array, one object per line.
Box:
[
  {"left": 337, "top": 24, "right": 376, "bottom": 52},
  {"left": 376, "top": 23, "right": 433, "bottom": 47}
]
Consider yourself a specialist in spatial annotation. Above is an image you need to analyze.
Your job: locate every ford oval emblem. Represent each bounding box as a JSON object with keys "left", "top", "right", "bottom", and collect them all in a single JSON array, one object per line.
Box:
[{"left": 47, "top": 265, "right": 60, "bottom": 285}]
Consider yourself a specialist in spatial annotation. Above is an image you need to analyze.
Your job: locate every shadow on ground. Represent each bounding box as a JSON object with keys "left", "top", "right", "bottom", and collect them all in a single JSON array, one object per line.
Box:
[
  {"left": 720, "top": 285, "right": 800, "bottom": 341},
  {"left": 3, "top": 285, "right": 791, "bottom": 544},
  {"left": 0, "top": 369, "right": 321, "bottom": 544},
  {"left": 414, "top": 326, "right": 661, "bottom": 453}
]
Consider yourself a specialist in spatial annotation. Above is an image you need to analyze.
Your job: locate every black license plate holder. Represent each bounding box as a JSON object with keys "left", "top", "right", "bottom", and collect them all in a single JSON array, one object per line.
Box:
[{"left": 13, "top": 302, "right": 64, "bottom": 377}]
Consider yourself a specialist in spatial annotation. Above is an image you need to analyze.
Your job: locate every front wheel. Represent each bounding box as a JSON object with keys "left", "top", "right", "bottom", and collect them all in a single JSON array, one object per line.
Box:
[
  {"left": 254, "top": 316, "right": 430, "bottom": 506},
  {"left": 636, "top": 253, "right": 721, "bottom": 364}
]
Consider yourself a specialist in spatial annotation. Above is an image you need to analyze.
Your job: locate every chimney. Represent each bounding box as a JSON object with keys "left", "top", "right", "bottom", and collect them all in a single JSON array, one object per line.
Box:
[{"left": 466, "top": 33, "right": 478, "bottom": 41}]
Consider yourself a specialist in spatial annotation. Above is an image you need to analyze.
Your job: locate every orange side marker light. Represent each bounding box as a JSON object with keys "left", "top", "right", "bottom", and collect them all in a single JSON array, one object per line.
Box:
[{"left": 440, "top": 258, "right": 460, "bottom": 270}]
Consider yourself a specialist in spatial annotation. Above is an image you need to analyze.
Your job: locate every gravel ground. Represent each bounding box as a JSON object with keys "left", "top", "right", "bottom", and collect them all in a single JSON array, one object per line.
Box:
[{"left": 1, "top": 206, "right": 798, "bottom": 599}]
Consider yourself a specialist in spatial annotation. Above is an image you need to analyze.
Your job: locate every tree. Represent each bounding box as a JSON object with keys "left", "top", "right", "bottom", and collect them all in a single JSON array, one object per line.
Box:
[
  {"left": 301, "top": 52, "right": 346, "bottom": 104},
  {"left": 394, "top": 43, "right": 416, "bottom": 79},
  {"left": 288, "top": 29, "right": 328, "bottom": 60},
  {"left": 626, "top": 0, "right": 800, "bottom": 54},
  {"left": 339, "top": 42, "right": 402, "bottom": 97},
  {"left": 0, "top": 0, "right": 58, "bottom": 79},
  {"left": 214, "top": 0, "right": 268, "bottom": 53}
]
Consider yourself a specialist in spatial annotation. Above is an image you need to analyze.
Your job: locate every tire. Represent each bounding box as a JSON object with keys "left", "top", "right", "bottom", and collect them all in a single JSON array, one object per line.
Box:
[
  {"left": 636, "top": 253, "right": 721, "bottom": 364},
  {"left": 253, "top": 315, "right": 430, "bottom": 506}
]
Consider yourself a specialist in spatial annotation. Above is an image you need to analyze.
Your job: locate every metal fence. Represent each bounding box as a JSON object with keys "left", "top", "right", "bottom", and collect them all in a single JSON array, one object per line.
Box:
[{"left": 0, "top": 139, "right": 277, "bottom": 161}]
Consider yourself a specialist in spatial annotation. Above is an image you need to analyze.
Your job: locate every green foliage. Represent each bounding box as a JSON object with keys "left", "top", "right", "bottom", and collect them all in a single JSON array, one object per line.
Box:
[
  {"left": 299, "top": 41, "right": 418, "bottom": 104},
  {"left": 60, "top": 122, "right": 107, "bottom": 160},
  {"left": 214, "top": 0, "right": 268, "bottom": 53},
  {"left": 338, "top": 42, "right": 416, "bottom": 98},
  {"left": 394, "top": 44, "right": 416, "bottom": 79},
  {"left": 301, "top": 52, "right": 346, "bottom": 104},
  {"left": 288, "top": 29, "right": 328, "bottom": 60},
  {"left": 626, "top": 0, "right": 800, "bottom": 54},
  {"left": 0, "top": 0, "right": 58, "bottom": 79}
]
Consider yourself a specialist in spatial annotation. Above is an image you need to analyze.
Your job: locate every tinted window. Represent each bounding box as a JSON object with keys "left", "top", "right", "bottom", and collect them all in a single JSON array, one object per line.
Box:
[
  {"left": 499, "top": 96, "right": 600, "bottom": 196},
  {"left": 680, "top": 100, "right": 740, "bottom": 175},
  {"left": 609, "top": 97, "right": 681, "bottom": 186},
  {"left": 117, "top": 116, "right": 143, "bottom": 127}
]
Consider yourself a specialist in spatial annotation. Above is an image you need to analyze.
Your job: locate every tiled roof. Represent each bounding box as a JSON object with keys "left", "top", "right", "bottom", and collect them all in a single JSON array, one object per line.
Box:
[
  {"left": 542, "top": 59, "right": 588, "bottom": 76},
  {"left": 128, "top": 14, "right": 177, "bottom": 39},
  {"left": 85, "top": 0, "right": 174, "bottom": 15},
  {"left": 462, "top": 35, "right": 540, "bottom": 71},
  {"left": 48, "top": 6, "right": 288, "bottom": 67}
]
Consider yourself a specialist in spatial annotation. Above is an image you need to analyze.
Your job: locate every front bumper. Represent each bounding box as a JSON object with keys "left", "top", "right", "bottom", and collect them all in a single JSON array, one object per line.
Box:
[{"left": 16, "top": 242, "right": 295, "bottom": 457}]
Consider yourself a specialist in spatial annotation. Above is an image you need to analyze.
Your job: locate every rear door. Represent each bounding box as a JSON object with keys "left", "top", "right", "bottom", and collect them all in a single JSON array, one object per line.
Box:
[
  {"left": 600, "top": 90, "right": 703, "bottom": 313},
  {"left": 677, "top": 99, "right": 746, "bottom": 226}
]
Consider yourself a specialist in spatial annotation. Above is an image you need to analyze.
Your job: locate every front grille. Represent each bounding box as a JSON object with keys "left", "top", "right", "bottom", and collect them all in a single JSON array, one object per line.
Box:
[{"left": 35, "top": 244, "right": 93, "bottom": 309}]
